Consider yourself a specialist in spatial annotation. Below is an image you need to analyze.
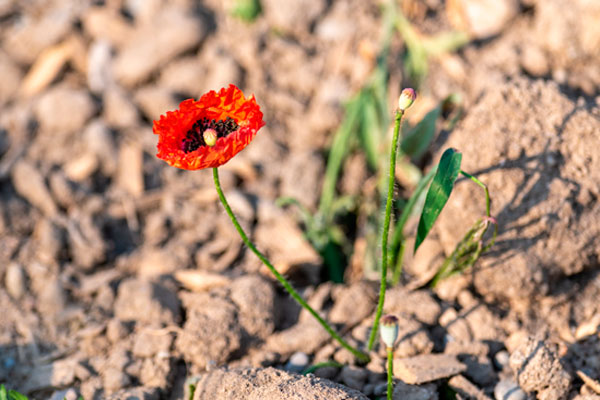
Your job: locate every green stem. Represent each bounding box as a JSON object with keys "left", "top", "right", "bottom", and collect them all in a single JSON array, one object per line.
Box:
[
  {"left": 367, "top": 110, "right": 404, "bottom": 350},
  {"left": 387, "top": 347, "right": 394, "bottom": 400},
  {"left": 213, "top": 168, "right": 369, "bottom": 363},
  {"left": 460, "top": 170, "right": 491, "bottom": 217}
]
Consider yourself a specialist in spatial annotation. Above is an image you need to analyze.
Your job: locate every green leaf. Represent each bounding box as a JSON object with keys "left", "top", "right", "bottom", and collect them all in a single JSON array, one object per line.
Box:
[
  {"left": 230, "top": 0, "right": 262, "bottom": 22},
  {"left": 401, "top": 106, "right": 441, "bottom": 158},
  {"left": 414, "top": 148, "right": 462, "bottom": 253},
  {"left": 8, "top": 390, "right": 28, "bottom": 400},
  {"left": 0, "top": 385, "right": 7, "bottom": 400}
]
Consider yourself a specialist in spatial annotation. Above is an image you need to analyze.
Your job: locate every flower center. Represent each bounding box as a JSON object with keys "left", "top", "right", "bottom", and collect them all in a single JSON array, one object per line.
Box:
[{"left": 182, "top": 116, "right": 239, "bottom": 153}]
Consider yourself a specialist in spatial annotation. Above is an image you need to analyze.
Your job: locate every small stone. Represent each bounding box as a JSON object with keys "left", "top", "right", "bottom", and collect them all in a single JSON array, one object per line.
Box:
[
  {"left": 394, "top": 354, "right": 466, "bottom": 384},
  {"left": 87, "top": 40, "right": 114, "bottom": 93},
  {"left": 339, "top": 365, "right": 368, "bottom": 391},
  {"left": 3, "top": 2, "right": 76, "bottom": 64},
  {"left": 265, "top": 318, "right": 331, "bottom": 357},
  {"left": 285, "top": 352, "right": 309, "bottom": 373},
  {"left": 159, "top": 56, "right": 205, "bottom": 96},
  {"left": 21, "top": 358, "right": 78, "bottom": 392},
  {"left": 175, "top": 292, "right": 242, "bottom": 370},
  {"left": 509, "top": 337, "right": 571, "bottom": 400},
  {"left": 64, "top": 152, "right": 99, "bottom": 182},
  {"left": 103, "top": 367, "right": 131, "bottom": 395},
  {"left": 112, "top": 6, "right": 207, "bottom": 87},
  {"left": 34, "top": 86, "right": 96, "bottom": 135},
  {"left": 446, "top": 0, "right": 518, "bottom": 39},
  {"left": 114, "top": 278, "right": 180, "bottom": 325},
  {"left": 494, "top": 378, "right": 526, "bottom": 400},
  {"left": 83, "top": 120, "right": 118, "bottom": 176},
  {"left": 392, "top": 381, "right": 438, "bottom": 400},
  {"left": 37, "top": 278, "right": 66, "bottom": 317},
  {"left": 133, "top": 85, "right": 177, "bottom": 121},
  {"left": 384, "top": 288, "right": 442, "bottom": 325},
  {"left": 20, "top": 38, "right": 75, "bottom": 97},
  {"left": 11, "top": 160, "right": 57, "bottom": 216},
  {"left": 174, "top": 270, "right": 231, "bottom": 292},
  {"left": 132, "top": 327, "right": 173, "bottom": 358},
  {"left": 106, "top": 319, "right": 129, "bottom": 344},
  {"left": 0, "top": 52, "right": 22, "bottom": 106},
  {"left": 139, "top": 356, "right": 171, "bottom": 388},
  {"left": 48, "top": 388, "right": 79, "bottom": 400},
  {"left": 520, "top": 43, "right": 550, "bottom": 77},
  {"left": 229, "top": 275, "right": 276, "bottom": 340},
  {"left": 5, "top": 262, "right": 26, "bottom": 300},
  {"left": 103, "top": 86, "right": 139, "bottom": 129},
  {"left": 82, "top": 7, "right": 134, "bottom": 49},
  {"left": 329, "top": 282, "right": 376, "bottom": 327},
  {"left": 494, "top": 350, "right": 510, "bottom": 370},
  {"left": 448, "top": 375, "right": 492, "bottom": 400},
  {"left": 105, "top": 387, "right": 160, "bottom": 400},
  {"left": 117, "top": 139, "right": 144, "bottom": 197}
]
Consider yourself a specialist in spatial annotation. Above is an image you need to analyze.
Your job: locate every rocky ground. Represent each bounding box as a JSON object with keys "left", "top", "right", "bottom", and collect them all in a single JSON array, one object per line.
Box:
[{"left": 0, "top": 0, "right": 600, "bottom": 399}]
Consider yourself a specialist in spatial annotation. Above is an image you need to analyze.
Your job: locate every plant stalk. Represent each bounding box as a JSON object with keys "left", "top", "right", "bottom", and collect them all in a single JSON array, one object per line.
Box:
[
  {"left": 367, "top": 110, "right": 404, "bottom": 350},
  {"left": 387, "top": 346, "right": 394, "bottom": 400},
  {"left": 212, "top": 168, "right": 369, "bottom": 363}
]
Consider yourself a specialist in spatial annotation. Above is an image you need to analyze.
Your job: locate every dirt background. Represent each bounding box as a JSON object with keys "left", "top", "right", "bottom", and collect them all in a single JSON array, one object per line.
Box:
[{"left": 0, "top": 0, "right": 599, "bottom": 399}]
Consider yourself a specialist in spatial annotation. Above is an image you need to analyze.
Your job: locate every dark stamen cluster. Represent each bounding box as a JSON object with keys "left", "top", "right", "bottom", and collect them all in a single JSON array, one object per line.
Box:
[{"left": 182, "top": 116, "right": 239, "bottom": 153}]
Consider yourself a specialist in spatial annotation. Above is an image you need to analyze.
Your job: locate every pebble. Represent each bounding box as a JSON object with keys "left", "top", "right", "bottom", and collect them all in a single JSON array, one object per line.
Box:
[
  {"left": 49, "top": 388, "right": 79, "bottom": 400},
  {"left": 394, "top": 354, "right": 466, "bottom": 384},
  {"left": 494, "top": 378, "right": 526, "bottom": 400},
  {"left": 446, "top": 0, "right": 518, "bottom": 39},
  {"left": 133, "top": 85, "right": 177, "bottom": 121},
  {"left": 87, "top": 40, "right": 114, "bottom": 93},
  {"left": 5, "top": 262, "right": 26, "bottom": 300},
  {"left": 494, "top": 350, "right": 510, "bottom": 370},
  {"left": 103, "top": 367, "right": 131, "bottom": 395},
  {"left": 117, "top": 140, "right": 144, "bottom": 197},
  {"left": 114, "top": 278, "right": 180, "bottom": 325},
  {"left": 11, "top": 159, "right": 57, "bottom": 216},
  {"left": 103, "top": 86, "right": 139, "bottom": 129},
  {"left": 20, "top": 38, "right": 75, "bottom": 97},
  {"left": 339, "top": 365, "right": 368, "bottom": 390},
  {"left": 285, "top": 352, "right": 309, "bottom": 373},
  {"left": 392, "top": 381, "right": 438, "bottom": 400},
  {"left": 329, "top": 282, "right": 375, "bottom": 327},
  {"left": 0, "top": 53, "right": 22, "bottom": 105},
  {"left": 34, "top": 86, "right": 96, "bottom": 135},
  {"left": 112, "top": 6, "right": 207, "bottom": 87}
]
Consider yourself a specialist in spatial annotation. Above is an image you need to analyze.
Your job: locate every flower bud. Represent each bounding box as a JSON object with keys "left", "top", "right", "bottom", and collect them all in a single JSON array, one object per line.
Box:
[
  {"left": 380, "top": 314, "right": 399, "bottom": 348},
  {"left": 398, "top": 88, "right": 416, "bottom": 111},
  {"left": 203, "top": 128, "right": 217, "bottom": 147}
]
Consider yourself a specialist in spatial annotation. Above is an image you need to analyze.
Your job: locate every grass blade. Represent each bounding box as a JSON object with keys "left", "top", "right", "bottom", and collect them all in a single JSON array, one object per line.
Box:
[{"left": 414, "top": 148, "right": 462, "bottom": 253}]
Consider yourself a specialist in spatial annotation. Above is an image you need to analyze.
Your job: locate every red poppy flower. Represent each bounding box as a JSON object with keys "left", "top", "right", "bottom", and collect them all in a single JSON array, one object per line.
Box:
[{"left": 153, "top": 84, "right": 265, "bottom": 170}]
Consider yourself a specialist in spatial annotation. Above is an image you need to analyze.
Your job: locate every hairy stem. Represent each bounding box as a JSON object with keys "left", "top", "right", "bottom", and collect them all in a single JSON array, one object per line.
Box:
[
  {"left": 213, "top": 168, "right": 369, "bottom": 363},
  {"left": 367, "top": 110, "right": 404, "bottom": 350},
  {"left": 387, "top": 347, "right": 394, "bottom": 400}
]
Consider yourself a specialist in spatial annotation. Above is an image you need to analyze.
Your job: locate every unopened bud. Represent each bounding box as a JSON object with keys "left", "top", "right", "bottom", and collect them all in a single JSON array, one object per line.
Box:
[
  {"left": 203, "top": 129, "right": 217, "bottom": 147},
  {"left": 380, "top": 314, "right": 399, "bottom": 348},
  {"left": 398, "top": 88, "right": 416, "bottom": 111}
]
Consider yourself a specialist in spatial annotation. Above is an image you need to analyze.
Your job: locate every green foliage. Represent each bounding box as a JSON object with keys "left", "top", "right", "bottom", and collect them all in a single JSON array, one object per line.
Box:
[
  {"left": 0, "top": 385, "right": 28, "bottom": 400},
  {"left": 230, "top": 0, "right": 262, "bottom": 22},
  {"left": 415, "top": 148, "right": 462, "bottom": 253}
]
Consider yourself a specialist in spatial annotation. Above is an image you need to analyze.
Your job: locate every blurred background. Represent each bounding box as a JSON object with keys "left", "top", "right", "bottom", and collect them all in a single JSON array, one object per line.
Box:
[{"left": 1, "top": 0, "right": 600, "bottom": 398}]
